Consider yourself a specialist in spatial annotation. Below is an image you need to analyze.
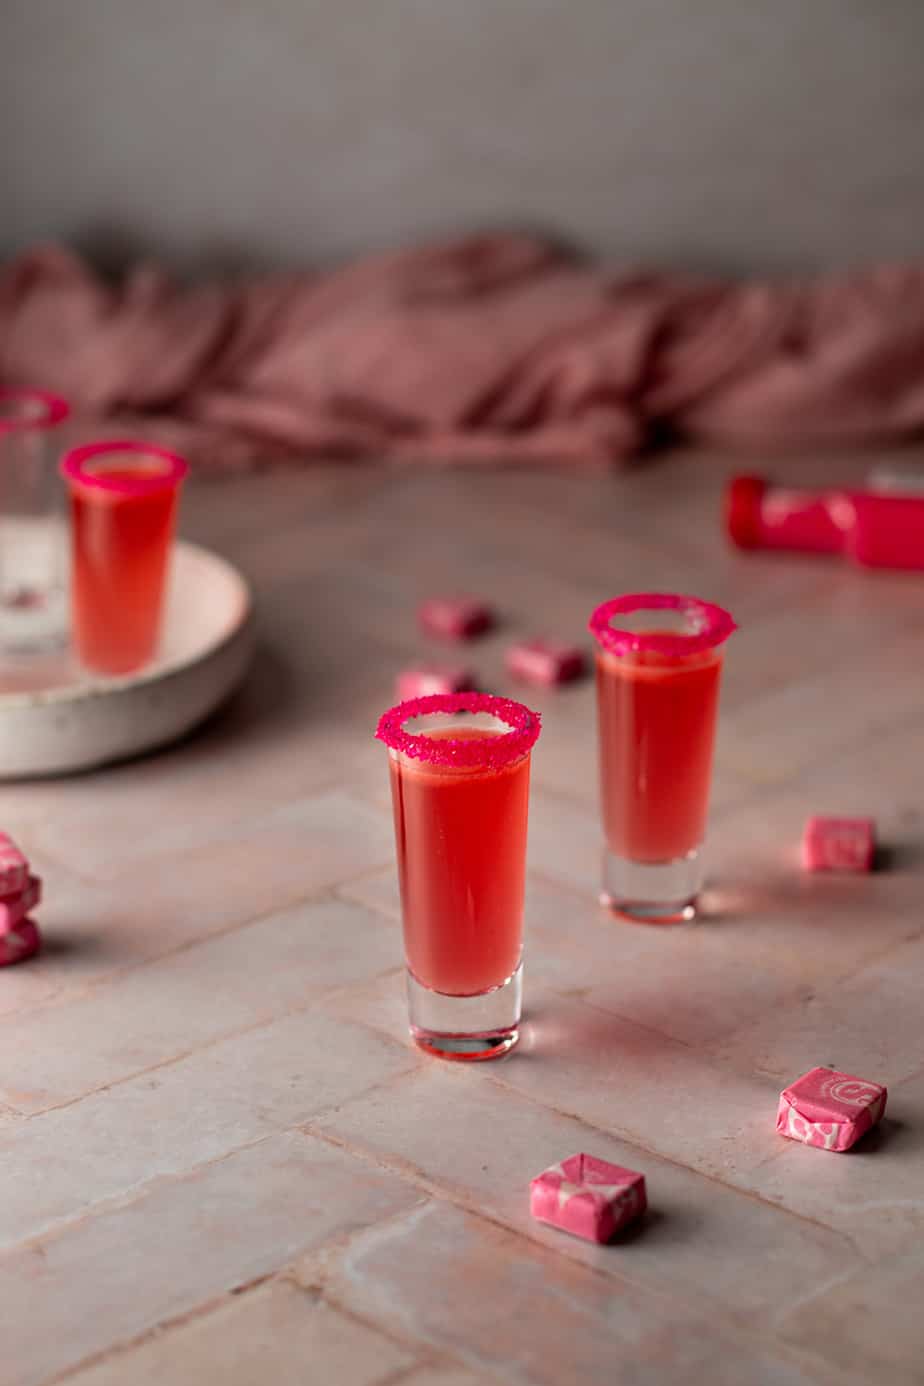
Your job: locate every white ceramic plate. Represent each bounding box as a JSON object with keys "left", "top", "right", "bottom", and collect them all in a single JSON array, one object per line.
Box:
[{"left": 0, "top": 542, "right": 255, "bottom": 778}]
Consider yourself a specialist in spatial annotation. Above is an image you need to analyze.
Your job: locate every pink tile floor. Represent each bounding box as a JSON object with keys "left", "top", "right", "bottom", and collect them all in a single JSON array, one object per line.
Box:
[{"left": 3, "top": 450, "right": 923, "bottom": 1384}]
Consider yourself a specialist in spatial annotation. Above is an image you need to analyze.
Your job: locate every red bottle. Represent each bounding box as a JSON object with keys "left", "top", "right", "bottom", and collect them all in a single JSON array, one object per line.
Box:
[{"left": 725, "top": 476, "right": 924, "bottom": 572}]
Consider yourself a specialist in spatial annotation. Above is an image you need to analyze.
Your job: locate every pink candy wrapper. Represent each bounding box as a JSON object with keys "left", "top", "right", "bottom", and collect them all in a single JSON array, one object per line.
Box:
[
  {"left": 0, "top": 875, "right": 42, "bottom": 935},
  {"left": 418, "top": 596, "right": 494, "bottom": 641},
  {"left": 0, "top": 919, "right": 41, "bottom": 968},
  {"left": 777, "top": 1067, "right": 887, "bottom": 1152},
  {"left": 396, "top": 665, "right": 476, "bottom": 700},
  {"left": 0, "top": 833, "right": 28, "bottom": 896},
  {"left": 506, "top": 639, "right": 586, "bottom": 687},
  {"left": 530, "top": 1153, "right": 647, "bottom": 1243},
  {"left": 802, "top": 817, "right": 875, "bottom": 872}
]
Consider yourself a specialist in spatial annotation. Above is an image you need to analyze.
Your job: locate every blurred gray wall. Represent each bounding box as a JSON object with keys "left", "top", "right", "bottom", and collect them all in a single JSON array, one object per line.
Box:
[{"left": 3, "top": 1, "right": 923, "bottom": 273}]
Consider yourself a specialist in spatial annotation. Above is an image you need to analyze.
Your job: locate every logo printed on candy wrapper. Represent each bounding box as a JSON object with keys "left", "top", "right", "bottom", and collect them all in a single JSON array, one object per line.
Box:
[
  {"left": 779, "top": 1069, "right": 887, "bottom": 1152},
  {"left": 820, "top": 1076, "right": 882, "bottom": 1109}
]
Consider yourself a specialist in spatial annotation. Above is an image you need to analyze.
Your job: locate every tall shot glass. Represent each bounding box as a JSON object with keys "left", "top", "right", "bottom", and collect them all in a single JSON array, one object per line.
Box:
[
  {"left": 0, "top": 387, "right": 71, "bottom": 655},
  {"left": 589, "top": 593, "right": 736, "bottom": 923},
  {"left": 376, "top": 692, "right": 541, "bottom": 1060}
]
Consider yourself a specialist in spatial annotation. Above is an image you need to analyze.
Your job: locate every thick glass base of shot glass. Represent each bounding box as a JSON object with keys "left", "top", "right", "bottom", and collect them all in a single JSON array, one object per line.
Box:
[
  {"left": 0, "top": 518, "right": 68, "bottom": 655},
  {"left": 407, "top": 961, "right": 522, "bottom": 1061},
  {"left": 601, "top": 847, "right": 703, "bottom": 924},
  {"left": 0, "top": 590, "right": 68, "bottom": 656}
]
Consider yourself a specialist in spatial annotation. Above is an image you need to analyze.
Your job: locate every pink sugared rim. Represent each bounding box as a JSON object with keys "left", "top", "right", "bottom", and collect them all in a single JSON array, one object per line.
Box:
[
  {"left": 375, "top": 692, "right": 541, "bottom": 769},
  {"left": 60, "top": 439, "right": 189, "bottom": 495},
  {"left": 589, "top": 592, "right": 737, "bottom": 657},
  {"left": 0, "top": 387, "right": 70, "bottom": 433}
]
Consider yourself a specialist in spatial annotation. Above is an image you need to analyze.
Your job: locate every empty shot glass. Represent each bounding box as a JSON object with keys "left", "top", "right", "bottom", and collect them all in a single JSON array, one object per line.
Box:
[{"left": 0, "top": 387, "right": 71, "bottom": 655}]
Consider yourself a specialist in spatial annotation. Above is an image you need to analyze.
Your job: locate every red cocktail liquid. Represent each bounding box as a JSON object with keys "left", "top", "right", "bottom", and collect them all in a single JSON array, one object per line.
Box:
[
  {"left": 377, "top": 692, "right": 540, "bottom": 1056},
  {"left": 596, "top": 645, "right": 722, "bottom": 862},
  {"left": 589, "top": 594, "right": 735, "bottom": 922},
  {"left": 390, "top": 727, "right": 530, "bottom": 995},
  {"left": 61, "top": 442, "right": 187, "bottom": 675}
]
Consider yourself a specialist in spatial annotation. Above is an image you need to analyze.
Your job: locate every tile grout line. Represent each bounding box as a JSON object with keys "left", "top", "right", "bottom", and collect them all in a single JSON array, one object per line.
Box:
[
  {"left": 475, "top": 1067, "right": 874, "bottom": 1261},
  {"left": 0, "top": 877, "right": 398, "bottom": 1038},
  {"left": 302, "top": 1086, "right": 868, "bottom": 1282},
  {"left": 0, "top": 1128, "right": 287, "bottom": 1264},
  {"left": 34, "top": 1177, "right": 437, "bottom": 1386},
  {"left": 1, "top": 1096, "right": 426, "bottom": 1268},
  {"left": 38, "top": 1266, "right": 434, "bottom": 1386},
  {"left": 298, "top": 1128, "right": 869, "bottom": 1386},
  {"left": 0, "top": 963, "right": 409, "bottom": 1130}
]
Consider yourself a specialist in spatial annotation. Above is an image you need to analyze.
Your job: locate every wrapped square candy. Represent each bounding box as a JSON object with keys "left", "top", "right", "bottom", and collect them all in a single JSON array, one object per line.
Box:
[
  {"left": 506, "top": 639, "right": 586, "bottom": 687},
  {"left": 777, "top": 1067, "right": 887, "bottom": 1152},
  {"left": 530, "top": 1153, "right": 647, "bottom": 1243},
  {"left": 802, "top": 817, "right": 876, "bottom": 872},
  {"left": 0, "top": 874, "right": 42, "bottom": 934},
  {"left": 396, "top": 665, "right": 476, "bottom": 700},
  {"left": 0, "top": 919, "right": 41, "bottom": 968},
  {"left": 0, "top": 832, "right": 28, "bottom": 896},
  {"left": 418, "top": 596, "right": 494, "bottom": 641}
]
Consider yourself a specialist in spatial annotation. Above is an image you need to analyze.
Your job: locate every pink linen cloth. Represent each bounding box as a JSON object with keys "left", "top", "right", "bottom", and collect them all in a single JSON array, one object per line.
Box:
[{"left": 3, "top": 235, "right": 924, "bottom": 467}]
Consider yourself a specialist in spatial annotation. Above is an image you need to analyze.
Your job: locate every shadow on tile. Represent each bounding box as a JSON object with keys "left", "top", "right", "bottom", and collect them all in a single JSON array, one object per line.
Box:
[
  {"left": 694, "top": 865, "right": 881, "bottom": 931},
  {"left": 117, "top": 635, "right": 308, "bottom": 781},
  {"left": 610, "top": 1207, "right": 664, "bottom": 1247},
  {"left": 849, "top": 1115, "right": 907, "bottom": 1155},
  {"left": 182, "top": 637, "right": 304, "bottom": 747},
  {"left": 514, "top": 992, "right": 681, "bottom": 1062},
  {"left": 875, "top": 840, "right": 924, "bottom": 873},
  {"left": 37, "top": 932, "right": 111, "bottom": 963},
  {"left": 695, "top": 876, "right": 805, "bottom": 926}
]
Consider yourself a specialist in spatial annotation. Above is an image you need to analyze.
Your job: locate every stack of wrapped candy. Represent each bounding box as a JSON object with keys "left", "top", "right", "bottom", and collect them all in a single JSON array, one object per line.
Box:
[{"left": 0, "top": 832, "right": 43, "bottom": 967}]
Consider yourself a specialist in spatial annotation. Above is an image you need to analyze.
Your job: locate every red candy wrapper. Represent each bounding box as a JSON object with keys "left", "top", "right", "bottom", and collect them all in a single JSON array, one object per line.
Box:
[
  {"left": 0, "top": 833, "right": 29, "bottom": 896},
  {"left": 530, "top": 1153, "right": 647, "bottom": 1243},
  {"left": 506, "top": 639, "right": 586, "bottom": 687},
  {"left": 396, "top": 665, "right": 476, "bottom": 700},
  {"left": 418, "top": 596, "right": 494, "bottom": 641},
  {"left": 802, "top": 817, "right": 875, "bottom": 872},
  {"left": 0, "top": 919, "right": 42, "bottom": 968},
  {"left": 777, "top": 1068, "right": 887, "bottom": 1152},
  {"left": 0, "top": 874, "right": 42, "bottom": 935}
]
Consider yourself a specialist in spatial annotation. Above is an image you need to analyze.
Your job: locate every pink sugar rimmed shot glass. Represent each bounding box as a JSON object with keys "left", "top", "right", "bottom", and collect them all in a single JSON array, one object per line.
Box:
[
  {"left": 60, "top": 440, "right": 188, "bottom": 676},
  {"left": 376, "top": 692, "right": 541, "bottom": 1060},
  {"left": 0, "top": 387, "right": 71, "bottom": 655},
  {"left": 589, "top": 593, "right": 736, "bottom": 923}
]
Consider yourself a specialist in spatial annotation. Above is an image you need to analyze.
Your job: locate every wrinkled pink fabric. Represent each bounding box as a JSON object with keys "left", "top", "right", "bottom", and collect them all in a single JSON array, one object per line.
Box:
[{"left": 3, "top": 235, "right": 924, "bottom": 467}]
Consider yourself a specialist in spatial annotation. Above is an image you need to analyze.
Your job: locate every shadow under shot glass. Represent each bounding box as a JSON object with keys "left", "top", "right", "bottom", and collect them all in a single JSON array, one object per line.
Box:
[
  {"left": 60, "top": 440, "right": 188, "bottom": 676},
  {"left": 589, "top": 593, "right": 737, "bottom": 923},
  {"left": 376, "top": 692, "right": 541, "bottom": 1061},
  {"left": 0, "top": 387, "right": 71, "bottom": 655}
]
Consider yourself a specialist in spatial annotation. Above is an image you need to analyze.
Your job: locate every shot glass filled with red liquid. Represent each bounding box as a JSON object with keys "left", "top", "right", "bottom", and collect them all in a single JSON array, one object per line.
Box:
[
  {"left": 376, "top": 692, "right": 541, "bottom": 1060},
  {"left": 589, "top": 593, "right": 736, "bottom": 923},
  {"left": 60, "top": 440, "right": 188, "bottom": 675}
]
